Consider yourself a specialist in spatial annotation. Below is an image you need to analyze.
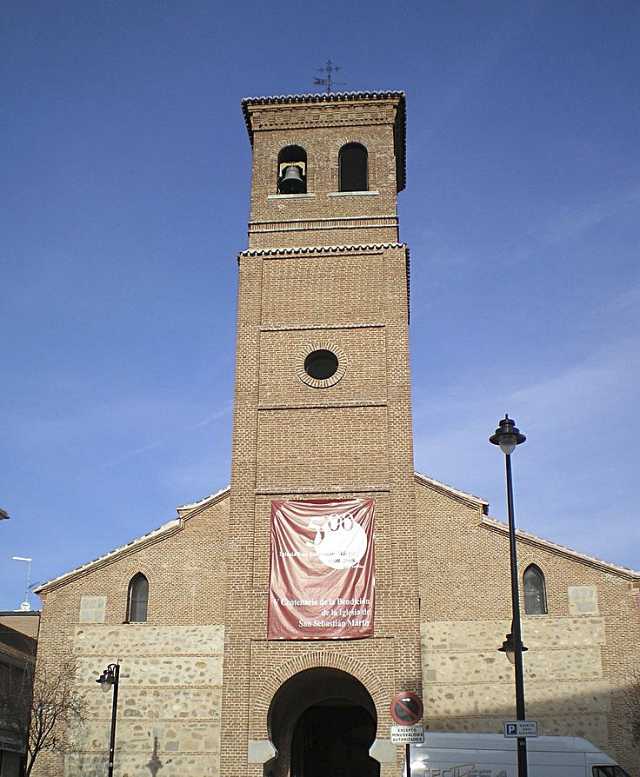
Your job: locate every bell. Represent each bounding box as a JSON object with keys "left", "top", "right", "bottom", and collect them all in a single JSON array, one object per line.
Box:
[{"left": 279, "top": 164, "right": 305, "bottom": 194}]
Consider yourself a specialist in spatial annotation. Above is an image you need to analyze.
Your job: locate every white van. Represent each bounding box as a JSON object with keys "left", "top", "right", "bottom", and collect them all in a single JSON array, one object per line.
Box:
[{"left": 406, "top": 733, "right": 631, "bottom": 777}]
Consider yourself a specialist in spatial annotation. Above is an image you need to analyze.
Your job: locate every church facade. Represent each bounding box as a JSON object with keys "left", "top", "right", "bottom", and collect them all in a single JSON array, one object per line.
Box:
[{"left": 33, "top": 92, "right": 640, "bottom": 777}]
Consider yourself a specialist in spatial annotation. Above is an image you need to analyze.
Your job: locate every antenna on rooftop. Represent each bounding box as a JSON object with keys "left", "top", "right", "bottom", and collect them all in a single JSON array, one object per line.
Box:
[
  {"left": 314, "top": 60, "right": 346, "bottom": 94},
  {"left": 12, "top": 556, "right": 33, "bottom": 611}
]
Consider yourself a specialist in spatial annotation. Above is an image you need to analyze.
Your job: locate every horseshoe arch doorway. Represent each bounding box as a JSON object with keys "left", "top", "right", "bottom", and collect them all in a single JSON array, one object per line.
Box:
[{"left": 265, "top": 667, "right": 380, "bottom": 777}]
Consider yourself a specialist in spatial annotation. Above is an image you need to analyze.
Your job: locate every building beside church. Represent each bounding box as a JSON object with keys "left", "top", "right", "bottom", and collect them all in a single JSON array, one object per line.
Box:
[
  {"left": 0, "top": 610, "right": 39, "bottom": 777},
  {"left": 32, "top": 92, "right": 640, "bottom": 777}
]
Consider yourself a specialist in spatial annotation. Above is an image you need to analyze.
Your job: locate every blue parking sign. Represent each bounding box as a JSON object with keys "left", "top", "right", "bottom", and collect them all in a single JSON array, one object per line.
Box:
[{"left": 504, "top": 720, "right": 539, "bottom": 738}]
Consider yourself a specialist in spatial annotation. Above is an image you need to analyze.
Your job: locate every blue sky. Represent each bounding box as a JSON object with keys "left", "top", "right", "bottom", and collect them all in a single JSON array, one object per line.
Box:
[{"left": 2, "top": 1, "right": 639, "bottom": 609}]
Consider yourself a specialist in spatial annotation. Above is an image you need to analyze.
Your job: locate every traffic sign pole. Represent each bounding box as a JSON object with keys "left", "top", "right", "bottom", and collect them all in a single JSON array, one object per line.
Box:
[
  {"left": 390, "top": 691, "right": 424, "bottom": 726},
  {"left": 504, "top": 721, "right": 538, "bottom": 738},
  {"left": 390, "top": 690, "right": 424, "bottom": 777}
]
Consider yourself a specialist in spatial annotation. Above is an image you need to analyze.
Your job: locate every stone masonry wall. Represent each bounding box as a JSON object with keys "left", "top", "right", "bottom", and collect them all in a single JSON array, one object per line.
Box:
[
  {"left": 65, "top": 624, "right": 223, "bottom": 777},
  {"left": 422, "top": 618, "right": 609, "bottom": 744}
]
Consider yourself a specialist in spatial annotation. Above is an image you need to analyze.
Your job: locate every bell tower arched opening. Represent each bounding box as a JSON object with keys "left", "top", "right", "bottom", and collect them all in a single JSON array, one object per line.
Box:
[
  {"left": 277, "top": 145, "right": 307, "bottom": 194},
  {"left": 266, "top": 667, "right": 380, "bottom": 777}
]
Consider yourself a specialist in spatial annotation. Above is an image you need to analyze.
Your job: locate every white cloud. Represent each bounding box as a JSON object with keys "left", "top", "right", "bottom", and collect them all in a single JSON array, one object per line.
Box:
[
  {"left": 540, "top": 185, "right": 640, "bottom": 245},
  {"left": 412, "top": 330, "right": 640, "bottom": 569}
]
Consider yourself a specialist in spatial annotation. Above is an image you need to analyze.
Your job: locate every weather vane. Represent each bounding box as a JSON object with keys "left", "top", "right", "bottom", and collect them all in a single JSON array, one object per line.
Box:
[{"left": 314, "top": 60, "right": 346, "bottom": 94}]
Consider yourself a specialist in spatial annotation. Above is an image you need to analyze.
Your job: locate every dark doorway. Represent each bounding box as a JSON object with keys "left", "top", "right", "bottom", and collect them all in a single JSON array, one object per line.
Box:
[
  {"left": 266, "top": 667, "right": 379, "bottom": 777},
  {"left": 291, "top": 703, "right": 378, "bottom": 777}
]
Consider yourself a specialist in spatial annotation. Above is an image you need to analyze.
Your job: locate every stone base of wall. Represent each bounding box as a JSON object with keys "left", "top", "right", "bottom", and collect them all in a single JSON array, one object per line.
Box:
[
  {"left": 65, "top": 624, "right": 224, "bottom": 777},
  {"left": 421, "top": 618, "right": 609, "bottom": 749}
]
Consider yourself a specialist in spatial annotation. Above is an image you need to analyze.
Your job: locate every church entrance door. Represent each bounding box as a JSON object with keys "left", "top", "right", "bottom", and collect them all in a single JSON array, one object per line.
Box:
[
  {"left": 266, "top": 667, "right": 379, "bottom": 777},
  {"left": 291, "top": 701, "right": 377, "bottom": 777}
]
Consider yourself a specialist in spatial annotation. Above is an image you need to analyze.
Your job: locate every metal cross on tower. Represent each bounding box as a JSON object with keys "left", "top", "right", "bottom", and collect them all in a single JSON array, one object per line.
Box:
[{"left": 314, "top": 60, "right": 346, "bottom": 94}]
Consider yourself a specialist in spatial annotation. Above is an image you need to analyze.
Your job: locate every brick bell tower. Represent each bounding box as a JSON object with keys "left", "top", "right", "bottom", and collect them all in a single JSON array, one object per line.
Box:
[{"left": 221, "top": 92, "right": 421, "bottom": 777}]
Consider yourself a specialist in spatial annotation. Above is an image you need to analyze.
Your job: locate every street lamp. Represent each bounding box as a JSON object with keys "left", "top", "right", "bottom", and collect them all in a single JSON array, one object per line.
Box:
[
  {"left": 498, "top": 627, "right": 528, "bottom": 665},
  {"left": 490, "top": 414, "right": 528, "bottom": 777},
  {"left": 96, "top": 662, "right": 120, "bottom": 777}
]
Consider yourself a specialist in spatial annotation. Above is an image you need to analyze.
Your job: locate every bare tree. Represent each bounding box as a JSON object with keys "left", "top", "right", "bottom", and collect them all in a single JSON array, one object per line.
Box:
[
  {"left": 624, "top": 666, "right": 640, "bottom": 746},
  {"left": 0, "top": 657, "right": 86, "bottom": 776},
  {"left": 614, "top": 662, "right": 640, "bottom": 766}
]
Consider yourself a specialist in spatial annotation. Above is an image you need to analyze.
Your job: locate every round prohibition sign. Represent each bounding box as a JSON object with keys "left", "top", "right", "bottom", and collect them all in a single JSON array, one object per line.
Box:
[{"left": 390, "top": 690, "right": 423, "bottom": 726}]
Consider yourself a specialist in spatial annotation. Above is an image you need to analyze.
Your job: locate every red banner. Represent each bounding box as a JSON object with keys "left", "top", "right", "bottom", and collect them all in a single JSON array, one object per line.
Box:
[{"left": 268, "top": 498, "right": 375, "bottom": 640}]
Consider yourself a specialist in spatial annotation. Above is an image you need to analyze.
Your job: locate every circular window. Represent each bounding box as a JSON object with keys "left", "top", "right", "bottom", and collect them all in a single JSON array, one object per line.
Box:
[
  {"left": 297, "top": 342, "right": 346, "bottom": 388},
  {"left": 304, "top": 349, "right": 338, "bottom": 380}
]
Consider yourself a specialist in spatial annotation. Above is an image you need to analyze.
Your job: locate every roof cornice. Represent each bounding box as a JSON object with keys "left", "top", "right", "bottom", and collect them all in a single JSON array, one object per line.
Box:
[
  {"left": 238, "top": 242, "right": 407, "bottom": 259},
  {"left": 242, "top": 90, "right": 405, "bottom": 107}
]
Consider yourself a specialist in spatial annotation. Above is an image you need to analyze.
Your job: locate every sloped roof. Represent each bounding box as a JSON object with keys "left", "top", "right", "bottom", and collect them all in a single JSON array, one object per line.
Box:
[
  {"left": 34, "top": 475, "right": 639, "bottom": 593},
  {"left": 34, "top": 485, "right": 232, "bottom": 594},
  {"left": 176, "top": 485, "right": 230, "bottom": 516},
  {"left": 33, "top": 519, "right": 180, "bottom": 594},
  {"left": 241, "top": 91, "right": 407, "bottom": 191},
  {"left": 481, "top": 516, "right": 640, "bottom": 580},
  {"left": 415, "top": 471, "right": 489, "bottom": 512},
  {"left": 415, "top": 474, "right": 639, "bottom": 579}
]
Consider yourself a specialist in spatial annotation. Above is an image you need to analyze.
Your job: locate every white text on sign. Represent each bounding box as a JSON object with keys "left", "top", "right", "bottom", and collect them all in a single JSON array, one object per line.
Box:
[{"left": 503, "top": 721, "right": 539, "bottom": 738}]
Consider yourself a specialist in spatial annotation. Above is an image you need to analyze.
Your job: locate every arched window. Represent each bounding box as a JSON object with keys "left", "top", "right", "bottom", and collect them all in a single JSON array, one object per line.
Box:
[
  {"left": 277, "top": 145, "right": 307, "bottom": 194},
  {"left": 339, "top": 143, "right": 368, "bottom": 192},
  {"left": 126, "top": 573, "right": 149, "bottom": 623},
  {"left": 523, "top": 565, "right": 547, "bottom": 615}
]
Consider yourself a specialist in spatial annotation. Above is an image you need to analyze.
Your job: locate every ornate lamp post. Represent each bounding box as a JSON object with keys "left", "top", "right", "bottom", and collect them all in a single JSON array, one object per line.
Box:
[
  {"left": 498, "top": 628, "right": 528, "bottom": 665},
  {"left": 96, "top": 662, "right": 120, "bottom": 777},
  {"left": 490, "top": 414, "right": 528, "bottom": 777}
]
